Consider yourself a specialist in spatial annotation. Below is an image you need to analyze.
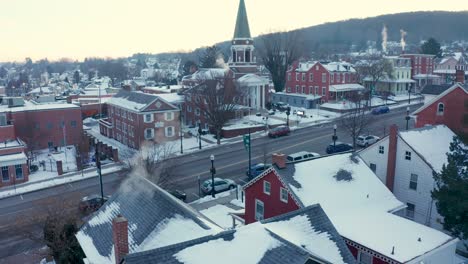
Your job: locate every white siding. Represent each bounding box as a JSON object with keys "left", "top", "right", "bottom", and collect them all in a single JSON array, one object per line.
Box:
[{"left": 358, "top": 137, "right": 390, "bottom": 185}]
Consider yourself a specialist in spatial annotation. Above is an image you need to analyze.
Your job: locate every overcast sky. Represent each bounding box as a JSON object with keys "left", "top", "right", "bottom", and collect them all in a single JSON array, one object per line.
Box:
[{"left": 0, "top": 0, "right": 465, "bottom": 62}]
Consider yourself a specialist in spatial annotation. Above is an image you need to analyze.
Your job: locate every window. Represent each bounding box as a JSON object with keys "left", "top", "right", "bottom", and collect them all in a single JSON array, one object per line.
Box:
[
  {"left": 287, "top": 87, "right": 291, "bottom": 92},
  {"left": 144, "top": 128, "right": 154, "bottom": 139},
  {"left": 165, "top": 126, "right": 174, "bottom": 137},
  {"left": 195, "top": 108, "right": 201, "bottom": 116},
  {"left": 0, "top": 114, "right": 6, "bottom": 126},
  {"left": 47, "top": 122, "right": 53, "bottom": 129},
  {"left": 144, "top": 114, "right": 153, "bottom": 123},
  {"left": 302, "top": 86, "right": 305, "bottom": 94},
  {"left": 322, "top": 73, "right": 326, "bottom": 83},
  {"left": 280, "top": 187, "right": 288, "bottom": 203},
  {"left": 187, "top": 105, "right": 192, "bottom": 112},
  {"left": 409, "top": 173, "right": 418, "bottom": 190},
  {"left": 336, "top": 73, "right": 340, "bottom": 83},
  {"left": 309, "top": 73, "right": 313, "bottom": 81},
  {"left": 70, "top": 120, "right": 77, "bottom": 128},
  {"left": 309, "top": 86, "right": 313, "bottom": 94},
  {"left": 379, "top": 146, "right": 384, "bottom": 154},
  {"left": 315, "top": 86, "right": 319, "bottom": 95},
  {"left": 34, "top": 122, "right": 40, "bottom": 130},
  {"left": 295, "top": 73, "right": 299, "bottom": 81},
  {"left": 437, "top": 103, "right": 444, "bottom": 115},
  {"left": 322, "top": 87, "right": 326, "bottom": 96},
  {"left": 2, "top": 166, "right": 9, "bottom": 182},
  {"left": 15, "top": 164, "right": 23, "bottom": 179},
  {"left": 263, "top": 181, "right": 271, "bottom": 195},
  {"left": 358, "top": 251, "right": 372, "bottom": 264},
  {"left": 370, "top": 163, "right": 377, "bottom": 173},
  {"left": 405, "top": 151, "right": 411, "bottom": 160},
  {"left": 165, "top": 112, "right": 174, "bottom": 121},
  {"left": 331, "top": 73, "right": 334, "bottom": 82},
  {"left": 48, "top": 141, "right": 53, "bottom": 148},
  {"left": 406, "top": 202, "right": 415, "bottom": 219},
  {"left": 302, "top": 73, "right": 305, "bottom": 81},
  {"left": 295, "top": 85, "right": 299, "bottom": 93},
  {"left": 128, "top": 113, "right": 133, "bottom": 121},
  {"left": 287, "top": 73, "right": 291, "bottom": 81},
  {"left": 255, "top": 199, "right": 264, "bottom": 220}
]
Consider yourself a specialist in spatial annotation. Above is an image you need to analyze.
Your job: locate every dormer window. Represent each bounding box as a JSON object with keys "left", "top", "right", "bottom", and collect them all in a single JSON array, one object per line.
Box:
[{"left": 437, "top": 103, "right": 444, "bottom": 116}]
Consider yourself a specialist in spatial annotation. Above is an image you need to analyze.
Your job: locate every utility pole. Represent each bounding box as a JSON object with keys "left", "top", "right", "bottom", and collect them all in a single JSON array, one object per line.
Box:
[
  {"left": 198, "top": 123, "right": 202, "bottom": 150},
  {"left": 179, "top": 110, "right": 183, "bottom": 154},
  {"left": 95, "top": 141, "right": 104, "bottom": 204},
  {"left": 248, "top": 127, "right": 251, "bottom": 179}
]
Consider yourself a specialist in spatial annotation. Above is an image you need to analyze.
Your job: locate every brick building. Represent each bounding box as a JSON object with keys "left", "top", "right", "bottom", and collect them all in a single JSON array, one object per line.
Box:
[
  {"left": 412, "top": 82, "right": 468, "bottom": 137},
  {"left": 400, "top": 54, "right": 439, "bottom": 89},
  {"left": 285, "top": 61, "right": 363, "bottom": 103},
  {"left": 0, "top": 97, "right": 83, "bottom": 150},
  {"left": 99, "top": 90, "right": 180, "bottom": 149},
  {"left": 0, "top": 138, "right": 28, "bottom": 188}
]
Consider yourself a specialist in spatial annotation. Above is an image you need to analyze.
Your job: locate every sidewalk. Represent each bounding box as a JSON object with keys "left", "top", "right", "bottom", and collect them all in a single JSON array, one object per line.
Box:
[{"left": 0, "top": 163, "right": 124, "bottom": 200}]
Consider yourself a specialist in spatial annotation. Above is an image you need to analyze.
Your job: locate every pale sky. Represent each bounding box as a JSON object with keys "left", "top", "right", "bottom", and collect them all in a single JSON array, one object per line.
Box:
[{"left": 0, "top": 0, "right": 466, "bottom": 62}]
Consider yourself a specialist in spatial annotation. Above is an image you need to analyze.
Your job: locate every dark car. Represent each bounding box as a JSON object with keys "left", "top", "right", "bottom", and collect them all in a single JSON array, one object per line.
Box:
[
  {"left": 246, "top": 163, "right": 272, "bottom": 179},
  {"left": 268, "top": 126, "right": 290, "bottom": 138},
  {"left": 275, "top": 102, "right": 289, "bottom": 112},
  {"left": 326, "top": 142, "right": 353, "bottom": 154},
  {"left": 169, "top": 190, "right": 187, "bottom": 202},
  {"left": 79, "top": 194, "right": 109, "bottom": 212},
  {"left": 371, "top": 106, "right": 390, "bottom": 115}
]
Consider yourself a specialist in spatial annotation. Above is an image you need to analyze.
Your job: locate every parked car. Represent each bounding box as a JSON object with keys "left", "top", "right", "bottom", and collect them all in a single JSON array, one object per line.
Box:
[
  {"left": 268, "top": 126, "right": 290, "bottom": 138},
  {"left": 201, "top": 178, "right": 236, "bottom": 195},
  {"left": 79, "top": 194, "right": 109, "bottom": 212},
  {"left": 371, "top": 106, "right": 390, "bottom": 115},
  {"left": 275, "top": 102, "right": 289, "bottom": 112},
  {"left": 246, "top": 163, "right": 272, "bottom": 178},
  {"left": 326, "top": 142, "right": 353, "bottom": 154},
  {"left": 268, "top": 109, "right": 275, "bottom": 115},
  {"left": 169, "top": 190, "right": 187, "bottom": 202},
  {"left": 356, "top": 135, "right": 380, "bottom": 147},
  {"left": 286, "top": 151, "right": 320, "bottom": 163}
]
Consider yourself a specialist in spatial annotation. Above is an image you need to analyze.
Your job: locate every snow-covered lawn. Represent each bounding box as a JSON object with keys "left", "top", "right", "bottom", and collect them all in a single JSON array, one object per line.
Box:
[
  {"left": 322, "top": 97, "right": 397, "bottom": 110},
  {"left": 28, "top": 145, "right": 79, "bottom": 182},
  {"left": 388, "top": 94, "right": 424, "bottom": 102},
  {"left": 0, "top": 164, "right": 123, "bottom": 199}
]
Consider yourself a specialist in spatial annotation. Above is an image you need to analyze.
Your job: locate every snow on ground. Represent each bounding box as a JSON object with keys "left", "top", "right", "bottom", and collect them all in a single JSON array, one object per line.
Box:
[
  {"left": 230, "top": 198, "right": 245, "bottom": 208},
  {"left": 399, "top": 125, "right": 455, "bottom": 173},
  {"left": 138, "top": 214, "right": 219, "bottom": 251},
  {"left": 29, "top": 146, "right": 78, "bottom": 180},
  {"left": 263, "top": 214, "right": 345, "bottom": 264},
  {"left": 321, "top": 97, "right": 397, "bottom": 110},
  {"left": 389, "top": 94, "right": 424, "bottom": 102},
  {"left": 200, "top": 204, "right": 238, "bottom": 229},
  {"left": 190, "top": 190, "right": 233, "bottom": 204},
  {"left": 174, "top": 222, "right": 281, "bottom": 264},
  {"left": 0, "top": 164, "right": 123, "bottom": 199}
]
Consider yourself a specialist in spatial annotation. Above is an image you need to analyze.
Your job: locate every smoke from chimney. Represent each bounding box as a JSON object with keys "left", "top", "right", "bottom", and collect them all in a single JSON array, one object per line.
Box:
[
  {"left": 381, "top": 25, "right": 388, "bottom": 54},
  {"left": 215, "top": 54, "right": 229, "bottom": 70},
  {"left": 400, "top": 29, "right": 407, "bottom": 52}
]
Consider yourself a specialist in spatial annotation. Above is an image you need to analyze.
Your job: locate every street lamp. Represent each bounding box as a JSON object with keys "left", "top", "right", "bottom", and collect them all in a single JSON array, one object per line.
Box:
[
  {"left": 286, "top": 106, "right": 291, "bottom": 127},
  {"left": 198, "top": 123, "right": 202, "bottom": 150},
  {"left": 406, "top": 107, "right": 410, "bottom": 131},
  {"left": 332, "top": 124, "right": 338, "bottom": 148},
  {"left": 179, "top": 110, "right": 183, "bottom": 154},
  {"left": 210, "top": 154, "right": 216, "bottom": 198},
  {"left": 407, "top": 85, "right": 411, "bottom": 105}
]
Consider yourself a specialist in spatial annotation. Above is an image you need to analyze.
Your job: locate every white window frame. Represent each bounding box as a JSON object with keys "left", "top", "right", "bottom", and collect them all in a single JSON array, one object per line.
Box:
[
  {"left": 144, "top": 128, "right": 154, "bottom": 140},
  {"left": 2, "top": 166, "right": 9, "bottom": 182},
  {"left": 437, "top": 103, "right": 444, "bottom": 116},
  {"left": 409, "top": 173, "right": 418, "bottom": 190},
  {"left": 15, "top": 164, "right": 23, "bottom": 180},
  {"left": 144, "top": 114, "right": 153, "bottom": 123},
  {"left": 187, "top": 105, "right": 192, "bottom": 112},
  {"left": 263, "top": 181, "right": 271, "bottom": 195},
  {"left": 322, "top": 73, "right": 326, "bottom": 83},
  {"left": 195, "top": 108, "right": 201, "bottom": 116},
  {"left": 165, "top": 112, "right": 174, "bottom": 121},
  {"left": 405, "top": 151, "right": 411, "bottom": 161},
  {"left": 379, "top": 146, "right": 384, "bottom": 154},
  {"left": 255, "top": 199, "right": 264, "bottom": 221},
  {"left": 165, "top": 126, "right": 175, "bottom": 137},
  {"left": 295, "top": 73, "right": 299, "bottom": 81},
  {"left": 280, "top": 187, "right": 288, "bottom": 203},
  {"left": 309, "top": 73, "right": 313, "bottom": 81},
  {"left": 406, "top": 202, "right": 415, "bottom": 219}
]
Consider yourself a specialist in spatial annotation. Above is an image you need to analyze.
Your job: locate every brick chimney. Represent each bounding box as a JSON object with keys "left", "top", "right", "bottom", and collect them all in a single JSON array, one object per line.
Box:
[
  {"left": 272, "top": 153, "right": 286, "bottom": 169},
  {"left": 386, "top": 125, "right": 398, "bottom": 192},
  {"left": 456, "top": 69, "right": 465, "bottom": 84},
  {"left": 112, "top": 215, "right": 129, "bottom": 264}
]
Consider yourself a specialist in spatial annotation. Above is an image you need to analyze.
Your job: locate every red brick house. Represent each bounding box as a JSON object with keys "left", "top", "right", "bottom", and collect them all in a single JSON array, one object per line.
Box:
[
  {"left": 400, "top": 54, "right": 438, "bottom": 88},
  {"left": 285, "top": 61, "right": 363, "bottom": 103},
  {"left": 412, "top": 82, "right": 468, "bottom": 137},
  {"left": 0, "top": 138, "right": 29, "bottom": 188},
  {"left": 0, "top": 97, "right": 83, "bottom": 150},
  {"left": 99, "top": 90, "right": 180, "bottom": 149},
  {"left": 241, "top": 153, "right": 458, "bottom": 264}
]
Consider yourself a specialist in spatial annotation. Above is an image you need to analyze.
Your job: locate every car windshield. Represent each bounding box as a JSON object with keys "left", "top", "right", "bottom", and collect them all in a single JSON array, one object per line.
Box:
[{"left": 357, "top": 136, "right": 364, "bottom": 140}]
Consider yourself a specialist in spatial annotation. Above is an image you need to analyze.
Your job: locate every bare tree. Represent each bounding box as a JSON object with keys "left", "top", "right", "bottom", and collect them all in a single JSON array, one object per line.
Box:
[
  {"left": 191, "top": 77, "right": 244, "bottom": 144},
  {"left": 257, "top": 31, "right": 304, "bottom": 92},
  {"left": 339, "top": 93, "right": 375, "bottom": 149},
  {"left": 356, "top": 58, "right": 393, "bottom": 106}
]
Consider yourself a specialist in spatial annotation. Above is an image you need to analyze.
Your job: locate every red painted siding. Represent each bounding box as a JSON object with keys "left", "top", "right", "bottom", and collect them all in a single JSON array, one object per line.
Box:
[
  {"left": 415, "top": 86, "right": 468, "bottom": 136},
  {"left": 244, "top": 171, "right": 300, "bottom": 224}
]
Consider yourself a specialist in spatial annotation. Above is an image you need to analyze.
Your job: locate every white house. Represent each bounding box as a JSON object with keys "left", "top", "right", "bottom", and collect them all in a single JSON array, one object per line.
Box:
[
  {"left": 359, "top": 124, "right": 456, "bottom": 231},
  {"left": 237, "top": 73, "right": 269, "bottom": 110}
]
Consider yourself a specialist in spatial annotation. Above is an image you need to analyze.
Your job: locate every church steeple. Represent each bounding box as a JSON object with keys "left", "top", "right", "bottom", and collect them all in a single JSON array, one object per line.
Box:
[{"left": 233, "top": 0, "right": 251, "bottom": 39}]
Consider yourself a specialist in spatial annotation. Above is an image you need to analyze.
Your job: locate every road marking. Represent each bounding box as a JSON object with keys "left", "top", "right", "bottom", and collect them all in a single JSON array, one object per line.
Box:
[
  {"left": 68, "top": 183, "right": 73, "bottom": 188},
  {"left": 173, "top": 132, "right": 332, "bottom": 183},
  {"left": 20, "top": 195, "right": 23, "bottom": 200}
]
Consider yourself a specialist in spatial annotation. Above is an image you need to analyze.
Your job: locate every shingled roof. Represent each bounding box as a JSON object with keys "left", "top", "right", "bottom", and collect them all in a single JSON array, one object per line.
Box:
[
  {"left": 76, "top": 176, "right": 221, "bottom": 264},
  {"left": 233, "top": 0, "right": 251, "bottom": 39},
  {"left": 106, "top": 90, "right": 178, "bottom": 112},
  {"left": 420, "top": 84, "right": 452, "bottom": 95}
]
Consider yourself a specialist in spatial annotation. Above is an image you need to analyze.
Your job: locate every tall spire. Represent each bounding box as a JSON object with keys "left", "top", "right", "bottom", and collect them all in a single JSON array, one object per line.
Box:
[{"left": 233, "top": 0, "right": 251, "bottom": 39}]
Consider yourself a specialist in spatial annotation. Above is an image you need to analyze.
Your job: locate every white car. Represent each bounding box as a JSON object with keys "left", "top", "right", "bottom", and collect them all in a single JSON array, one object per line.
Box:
[
  {"left": 356, "top": 135, "right": 380, "bottom": 147},
  {"left": 201, "top": 178, "right": 236, "bottom": 195},
  {"left": 286, "top": 151, "right": 320, "bottom": 163}
]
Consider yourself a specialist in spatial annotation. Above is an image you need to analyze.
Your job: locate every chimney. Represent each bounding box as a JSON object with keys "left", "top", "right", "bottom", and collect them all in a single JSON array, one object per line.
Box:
[
  {"left": 272, "top": 153, "right": 286, "bottom": 169},
  {"left": 386, "top": 124, "right": 398, "bottom": 192},
  {"left": 112, "top": 215, "right": 129, "bottom": 264},
  {"left": 456, "top": 69, "right": 465, "bottom": 84}
]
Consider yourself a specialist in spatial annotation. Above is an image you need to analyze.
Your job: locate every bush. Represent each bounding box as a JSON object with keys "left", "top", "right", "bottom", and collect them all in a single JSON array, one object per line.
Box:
[{"left": 30, "top": 164, "right": 39, "bottom": 172}]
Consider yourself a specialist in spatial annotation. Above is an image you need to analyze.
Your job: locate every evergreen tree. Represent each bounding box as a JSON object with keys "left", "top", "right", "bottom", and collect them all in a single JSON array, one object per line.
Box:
[
  {"left": 432, "top": 136, "right": 468, "bottom": 250},
  {"left": 199, "top": 45, "right": 219, "bottom": 68},
  {"left": 0, "top": 67, "right": 7, "bottom": 78},
  {"left": 73, "top": 70, "right": 80, "bottom": 84},
  {"left": 421, "top": 38, "right": 442, "bottom": 58}
]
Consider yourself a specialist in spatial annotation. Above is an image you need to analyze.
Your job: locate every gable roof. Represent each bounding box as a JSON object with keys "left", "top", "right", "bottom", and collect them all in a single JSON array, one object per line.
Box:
[
  {"left": 76, "top": 176, "right": 221, "bottom": 264},
  {"left": 420, "top": 84, "right": 452, "bottom": 95},
  {"left": 124, "top": 223, "right": 316, "bottom": 264},
  {"left": 412, "top": 83, "right": 468, "bottom": 115},
  {"left": 275, "top": 153, "right": 454, "bottom": 263},
  {"left": 233, "top": 0, "right": 251, "bottom": 39},
  {"left": 262, "top": 205, "right": 356, "bottom": 264},
  {"left": 398, "top": 125, "right": 456, "bottom": 173},
  {"left": 106, "top": 90, "right": 178, "bottom": 112}
]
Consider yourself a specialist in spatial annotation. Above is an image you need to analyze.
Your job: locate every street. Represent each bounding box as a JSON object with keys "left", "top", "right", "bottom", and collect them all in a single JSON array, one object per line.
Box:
[{"left": 0, "top": 104, "right": 419, "bottom": 262}]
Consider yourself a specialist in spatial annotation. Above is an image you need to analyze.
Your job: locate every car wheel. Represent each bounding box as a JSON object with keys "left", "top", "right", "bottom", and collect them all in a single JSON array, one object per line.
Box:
[
  {"left": 365, "top": 143, "right": 369, "bottom": 147},
  {"left": 229, "top": 185, "right": 235, "bottom": 190}
]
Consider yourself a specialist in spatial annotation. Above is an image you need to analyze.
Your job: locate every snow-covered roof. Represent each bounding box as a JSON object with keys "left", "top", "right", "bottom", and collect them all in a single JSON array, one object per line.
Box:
[
  {"left": 0, "top": 100, "right": 79, "bottom": 113},
  {"left": 273, "top": 92, "right": 321, "bottom": 100},
  {"left": 76, "top": 176, "right": 221, "bottom": 264},
  {"left": 329, "top": 83, "right": 364, "bottom": 92},
  {"left": 183, "top": 68, "right": 228, "bottom": 81},
  {"left": 237, "top": 73, "right": 269, "bottom": 85},
  {"left": 152, "top": 93, "right": 184, "bottom": 104},
  {"left": 27, "top": 87, "right": 53, "bottom": 95},
  {"left": 0, "top": 152, "right": 27, "bottom": 166},
  {"left": 413, "top": 74, "right": 440, "bottom": 79},
  {"left": 295, "top": 61, "right": 356, "bottom": 73},
  {"left": 278, "top": 153, "right": 454, "bottom": 263},
  {"left": 399, "top": 125, "right": 456, "bottom": 173},
  {"left": 143, "top": 85, "right": 183, "bottom": 93},
  {"left": 107, "top": 90, "right": 178, "bottom": 112}
]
